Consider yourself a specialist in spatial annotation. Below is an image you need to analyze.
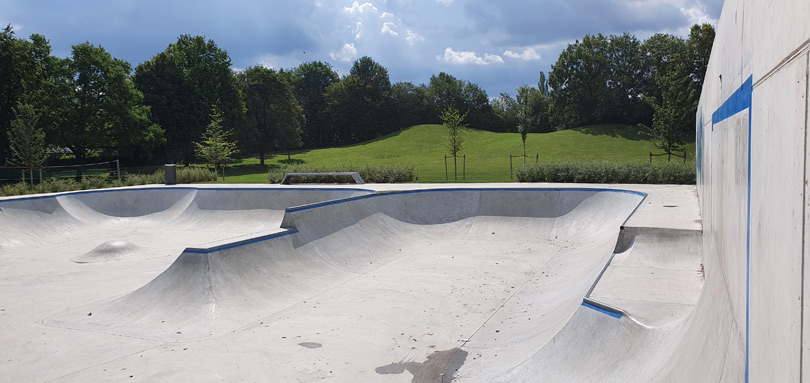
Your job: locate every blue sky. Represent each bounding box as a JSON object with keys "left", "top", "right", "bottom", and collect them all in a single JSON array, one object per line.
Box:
[{"left": 2, "top": 0, "right": 723, "bottom": 97}]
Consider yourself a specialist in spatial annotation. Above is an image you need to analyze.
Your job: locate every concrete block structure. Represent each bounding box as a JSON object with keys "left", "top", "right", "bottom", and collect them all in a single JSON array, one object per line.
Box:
[{"left": 697, "top": 0, "right": 810, "bottom": 380}]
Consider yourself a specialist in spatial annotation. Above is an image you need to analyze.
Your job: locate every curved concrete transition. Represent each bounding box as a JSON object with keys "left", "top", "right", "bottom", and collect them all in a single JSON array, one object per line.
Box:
[{"left": 0, "top": 184, "right": 705, "bottom": 382}]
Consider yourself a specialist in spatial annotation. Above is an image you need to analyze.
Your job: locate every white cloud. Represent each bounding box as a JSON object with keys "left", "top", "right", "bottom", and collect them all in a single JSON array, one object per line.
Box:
[
  {"left": 381, "top": 21, "right": 398, "bottom": 36},
  {"left": 380, "top": 12, "right": 394, "bottom": 18},
  {"left": 680, "top": 4, "right": 717, "bottom": 25},
  {"left": 484, "top": 53, "right": 505, "bottom": 64},
  {"left": 436, "top": 0, "right": 453, "bottom": 5},
  {"left": 255, "top": 55, "right": 277, "bottom": 69},
  {"left": 344, "top": 1, "right": 378, "bottom": 15},
  {"left": 406, "top": 30, "right": 424, "bottom": 45},
  {"left": 353, "top": 21, "right": 363, "bottom": 39},
  {"left": 437, "top": 47, "right": 503, "bottom": 65},
  {"left": 330, "top": 43, "right": 358, "bottom": 62},
  {"left": 503, "top": 48, "right": 541, "bottom": 61}
]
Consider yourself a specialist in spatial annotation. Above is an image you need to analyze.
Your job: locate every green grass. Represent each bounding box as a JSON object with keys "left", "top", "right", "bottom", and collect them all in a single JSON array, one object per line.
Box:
[{"left": 209, "top": 124, "right": 696, "bottom": 183}]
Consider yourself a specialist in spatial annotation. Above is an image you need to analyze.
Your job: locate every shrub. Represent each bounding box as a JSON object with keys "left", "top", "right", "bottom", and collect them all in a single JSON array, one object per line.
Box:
[
  {"left": 177, "top": 167, "right": 217, "bottom": 183},
  {"left": 268, "top": 164, "right": 417, "bottom": 184},
  {"left": 0, "top": 182, "right": 29, "bottom": 197},
  {"left": 514, "top": 161, "right": 695, "bottom": 184},
  {"left": 42, "top": 178, "right": 80, "bottom": 193}
]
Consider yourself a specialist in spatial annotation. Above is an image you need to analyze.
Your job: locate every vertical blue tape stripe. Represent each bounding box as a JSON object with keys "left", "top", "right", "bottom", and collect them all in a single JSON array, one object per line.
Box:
[{"left": 711, "top": 75, "right": 753, "bottom": 382}]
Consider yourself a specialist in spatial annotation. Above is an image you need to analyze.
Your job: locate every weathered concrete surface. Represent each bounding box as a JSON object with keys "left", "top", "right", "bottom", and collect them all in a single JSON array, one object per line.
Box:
[
  {"left": 695, "top": 0, "right": 810, "bottom": 381},
  {"left": 0, "top": 184, "right": 702, "bottom": 382}
]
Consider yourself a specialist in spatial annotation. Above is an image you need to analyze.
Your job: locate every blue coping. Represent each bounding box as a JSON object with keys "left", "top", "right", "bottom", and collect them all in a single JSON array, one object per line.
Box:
[
  {"left": 184, "top": 229, "right": 299, "bottom": 254},
  {"left": 581, "top": 301, "right": 623, "bottom": 319},
  {"left": 711, "top": 75, "right": 753, "bottom": 382},
  {"left": 0, "top": 186, "right": 375, "bottom": 205},
  {"left": 286, "top": 187, "right": 647, "bottom": 213}
]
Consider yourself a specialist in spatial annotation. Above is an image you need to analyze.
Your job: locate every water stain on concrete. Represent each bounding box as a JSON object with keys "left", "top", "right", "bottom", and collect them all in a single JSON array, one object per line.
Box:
[
  {"left": 298, "top": 342, "right": 322, "bottom": 349},
  {"left": 375, "top": 348, "right": 468, "bottom": 382}
]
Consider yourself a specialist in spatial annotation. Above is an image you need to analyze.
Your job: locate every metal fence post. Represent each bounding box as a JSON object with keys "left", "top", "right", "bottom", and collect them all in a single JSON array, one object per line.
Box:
[{"left": 116, "top": 159, "right": 121, "bottom": 183}]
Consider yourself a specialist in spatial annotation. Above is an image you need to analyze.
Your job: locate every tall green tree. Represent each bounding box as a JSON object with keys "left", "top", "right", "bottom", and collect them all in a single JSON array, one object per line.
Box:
[
  {"left": 7, "top": 103, "right": 48, "bottom": 169},
  {"left": 0, "top": 26, "right": 60, "bottom": 164},
  {"left": 291, "top": 61, "right": 339, "bottom": 148},
  {"left": 548, "top": 34, "right": 612, "bottom": 128},
  {"left": 135, "top": 35, "right": 243, "bottom": 164},
  {"left": 686, "top": 24, "right": 715, "bottom": 89},
  {"left": 441, "top": 106, "right": 468, "bottom": 180},
  {"left": 50, "top": 42, "right": 163, "bottom": 160},
  {"left": 195, "top": 110, "right": 238, "bottom": 180},
  {"left": 428, "top": 72, "right": 494, "bottom": 131},
  {"left": 325, "top": 56, "right": 392, "bottom": 144},
  {"left": 238, "top": 66, "right": 303, "bottom": 165},
  {"left": 390, "top": 82, "right": 432, "bottom": 130},
  {"left": 642, "top": 24, "right": 713, "bottom": 157}
]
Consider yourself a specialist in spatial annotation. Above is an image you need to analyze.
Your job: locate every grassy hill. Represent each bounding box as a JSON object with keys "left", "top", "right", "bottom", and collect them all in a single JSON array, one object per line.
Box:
[{"left": 221, "top": 124, "right": 696, "bottom": 183}]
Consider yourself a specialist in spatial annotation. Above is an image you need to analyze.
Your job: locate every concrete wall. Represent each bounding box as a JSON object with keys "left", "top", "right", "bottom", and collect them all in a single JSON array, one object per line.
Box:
[{"left": 697, "top": 1, "right": 810, "bottom": 380}]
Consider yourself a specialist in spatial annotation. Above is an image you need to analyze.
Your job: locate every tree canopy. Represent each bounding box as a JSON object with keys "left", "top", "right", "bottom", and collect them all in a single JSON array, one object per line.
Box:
[{"left": 0, "top": 24, "right": 714, "bottom": 167}]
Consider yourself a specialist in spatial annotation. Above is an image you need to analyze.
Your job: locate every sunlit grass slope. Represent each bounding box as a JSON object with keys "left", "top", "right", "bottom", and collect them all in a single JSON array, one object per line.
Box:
[{"left": 220, "top": 124, "right": 696, "bottom": 183}]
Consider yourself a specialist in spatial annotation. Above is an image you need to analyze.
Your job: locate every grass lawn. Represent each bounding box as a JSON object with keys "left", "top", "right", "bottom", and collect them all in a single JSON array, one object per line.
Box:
[{"left": 211, "top": 124, "right": 696, "bottom": 183}]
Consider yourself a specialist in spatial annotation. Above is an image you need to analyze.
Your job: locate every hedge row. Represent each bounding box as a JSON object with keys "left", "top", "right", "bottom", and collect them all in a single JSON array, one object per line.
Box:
[
  {"left": 0, "top": 167, "right": 217, "bottom": 197},
  {"left": 514, "top": 161, "right": 695, "bottom": 184},
  {"left": 268, "top": 164, "right": 417, "bottom": 184}
]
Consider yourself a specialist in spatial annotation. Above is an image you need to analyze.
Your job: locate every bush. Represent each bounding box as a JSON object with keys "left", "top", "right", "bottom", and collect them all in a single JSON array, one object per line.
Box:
[
  {"left": 177, "top": 167, "right": 217, "bottom": 183},
  {"left": 514, "top": 161, "right": 695, "bottom": 184},
  {"left": 268, "top": 164, "right": 417, "bottom": 184},
  {"left": 42, "top": 178, "right": 80, "bottom": 193},
  {"left": 0, "top": 182, "right": 29, "bottom": 197}
]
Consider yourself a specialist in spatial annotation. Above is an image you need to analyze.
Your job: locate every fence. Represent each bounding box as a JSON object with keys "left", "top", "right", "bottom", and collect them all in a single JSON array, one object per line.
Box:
[
  {"left": 510, "top": 154, "right": 539, "bottom": 180},
  {"left": 649, "top": 150, "right": 688, "bottom": 163},
  {"left": 0, "top": 160, "right": 121, "bottom": 186}
]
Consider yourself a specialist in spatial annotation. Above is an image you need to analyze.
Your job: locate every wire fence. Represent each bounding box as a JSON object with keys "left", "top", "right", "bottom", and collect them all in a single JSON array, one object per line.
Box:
[{"left": 0, "top": 160, "right": 121, "bottom": 185}]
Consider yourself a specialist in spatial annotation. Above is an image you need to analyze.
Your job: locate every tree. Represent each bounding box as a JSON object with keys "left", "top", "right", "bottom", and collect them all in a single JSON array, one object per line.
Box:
[
  {"left": 291, "top": 61, "right": 339, "bottom": 148},
  {"left": 324, "top": 56, "right": 392, "bottom": 144},
  {"left": 195, "top": 110, "right": 238, "bottom": 181},
  {"left": 238, "top": 66, "right": 303, "bottom": 165},
  {"left": 0, "top": 26, "right": 59, "bottom": 164},
  {"left": 135, "top": 35, "right": 243, "bottom": 164},
  {"left": 7, "top": 103, "right": 48, "bottom": 186},
  {"left": 686, "top": 24, "right": 715, "bottom": 89},
  {"left": 390, "top": 82, "right": 432, "bottom": 130},
  {"left": 441, "top": 107, "right": 468, "bottom": 180},
  {"left": 641, "top": 24, "right": 714, "bottom": 158},
  {"left": 49, "top": 42, "right": 163, "bottom": 161},
  {"left": 644, "top": 68, "right": 696, "bottom": 157}
]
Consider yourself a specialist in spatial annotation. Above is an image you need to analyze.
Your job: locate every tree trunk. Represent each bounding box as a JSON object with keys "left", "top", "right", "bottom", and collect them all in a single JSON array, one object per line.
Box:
[
  {"left": 454, "top": 156, "right": 458, "bottom": 180},
  {"left": 287, "top": 149, "right": 291, "bottom": 161},
  {"left": 523, "top": 139, "right": 527, "bottom": 164},
  {"left": 258, "top": 144, "right": 265, "bottom": 166}
]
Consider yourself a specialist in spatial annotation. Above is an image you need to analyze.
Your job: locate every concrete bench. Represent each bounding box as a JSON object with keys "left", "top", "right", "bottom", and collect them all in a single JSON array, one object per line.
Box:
[{"left": 280, "top": 172, "right": 365, "bottom": 185}]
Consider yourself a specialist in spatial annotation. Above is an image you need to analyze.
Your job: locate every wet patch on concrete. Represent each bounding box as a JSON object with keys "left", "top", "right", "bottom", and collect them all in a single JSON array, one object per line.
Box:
[
  {"left": 375, "top": 348, "right": 468, "bottom": 382},
  {"left": 298, "top": 342, "right": 322, "bottom": 349}
]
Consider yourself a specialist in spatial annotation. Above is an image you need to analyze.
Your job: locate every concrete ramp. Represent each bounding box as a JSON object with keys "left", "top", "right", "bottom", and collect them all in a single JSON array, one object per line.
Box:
[
  {"left": 44, "top": 189, "right": 644, "bottom": 351},
  {"left": 0, "top": 185, "right": 715, "bottom": 382},
  {"left": 454, "top": 226, "right": 705, "bottom": 382}
]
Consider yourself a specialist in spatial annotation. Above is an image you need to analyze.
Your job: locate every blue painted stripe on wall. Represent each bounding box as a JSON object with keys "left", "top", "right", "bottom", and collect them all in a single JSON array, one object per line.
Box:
[
  {"left": 712, "top": 76, "right": 753, "bottom": 123},
  {"left": 711, "top": 75, "right": 753, "bottom": 382},
  {"left": 581, "top": 301, "right": 623, "bottom": 319}
]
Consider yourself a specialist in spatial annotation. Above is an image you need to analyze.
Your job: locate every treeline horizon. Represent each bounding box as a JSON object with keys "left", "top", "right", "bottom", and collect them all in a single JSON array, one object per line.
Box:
[{"left": 0, "top": 24, "right": 713, "bottom": 167}]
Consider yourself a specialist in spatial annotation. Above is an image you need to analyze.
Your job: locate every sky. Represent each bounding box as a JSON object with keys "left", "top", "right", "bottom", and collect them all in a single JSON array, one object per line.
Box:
[{"left": 2, "top": 0, "right": 723, "bottom": 97}]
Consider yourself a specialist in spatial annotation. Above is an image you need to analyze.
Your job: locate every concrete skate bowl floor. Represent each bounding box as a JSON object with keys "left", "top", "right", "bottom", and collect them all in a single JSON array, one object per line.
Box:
[{"left": 1, "top": 186, "right": 707, "bottom": 381}]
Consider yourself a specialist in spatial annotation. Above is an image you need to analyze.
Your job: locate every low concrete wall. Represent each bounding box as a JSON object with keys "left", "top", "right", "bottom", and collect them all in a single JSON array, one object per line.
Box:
[{"left": 697, "top": 1, "right": 810, "bottom": 380}]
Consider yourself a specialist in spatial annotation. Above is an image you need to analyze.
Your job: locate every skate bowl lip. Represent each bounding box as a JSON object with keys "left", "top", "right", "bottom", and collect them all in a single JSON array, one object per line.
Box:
[{"left": 173, "top": 186, "right": 647, "bottom": 254}]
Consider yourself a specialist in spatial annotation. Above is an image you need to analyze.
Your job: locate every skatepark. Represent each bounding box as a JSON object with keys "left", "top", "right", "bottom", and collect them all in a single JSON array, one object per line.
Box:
[
  {"left": 3, "top": 0, "right": 810, "bottom": 381},
  {"left": 0, "top": 184, "right": 703, "bottom": 381}
]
